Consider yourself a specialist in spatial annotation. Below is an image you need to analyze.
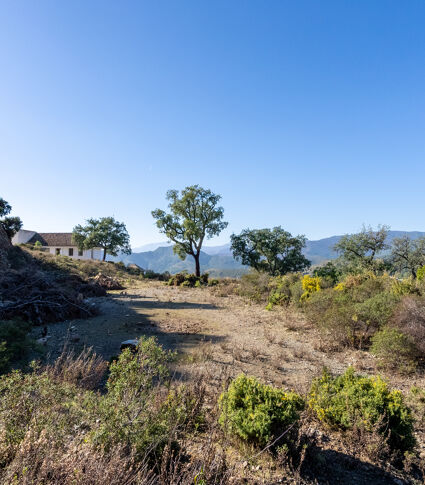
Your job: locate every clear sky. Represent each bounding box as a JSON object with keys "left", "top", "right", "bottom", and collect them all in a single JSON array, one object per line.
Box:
[{"left": 1, "top": 1, "right": 425, "bottom": 247}]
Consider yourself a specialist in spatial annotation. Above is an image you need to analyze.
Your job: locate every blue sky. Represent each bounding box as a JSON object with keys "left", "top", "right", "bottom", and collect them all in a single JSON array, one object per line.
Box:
[{"left": 1, "top": 1, "right": 425, "bottom": 247}]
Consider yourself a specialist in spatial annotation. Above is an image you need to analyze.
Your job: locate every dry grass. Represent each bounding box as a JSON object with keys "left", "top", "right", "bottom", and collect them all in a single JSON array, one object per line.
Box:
[
  {"left": 45, "top": 347, "right": 108, "bottom": 389},
  {"left": 263, "top": 327, "right": 278, "bottom": 344},
  {"left": 248, "top": 346, "right": 262, "bottom": 360}
]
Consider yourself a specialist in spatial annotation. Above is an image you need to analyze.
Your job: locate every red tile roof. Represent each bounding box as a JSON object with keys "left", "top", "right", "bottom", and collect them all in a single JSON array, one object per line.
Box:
[{"left": 28, "top": 233, "right": 75, "bottom": 247}]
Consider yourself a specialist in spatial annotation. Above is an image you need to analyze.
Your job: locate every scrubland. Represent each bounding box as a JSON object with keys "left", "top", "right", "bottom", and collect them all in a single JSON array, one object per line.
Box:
[{"left": 1, "top": 252, "right": 425, "bottom": 483}]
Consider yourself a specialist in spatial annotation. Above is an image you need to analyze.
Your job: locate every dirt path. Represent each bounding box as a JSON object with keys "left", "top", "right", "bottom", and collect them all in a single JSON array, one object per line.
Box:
[{"left": 37, "top": 281, "right": 425, "bottom": 394}]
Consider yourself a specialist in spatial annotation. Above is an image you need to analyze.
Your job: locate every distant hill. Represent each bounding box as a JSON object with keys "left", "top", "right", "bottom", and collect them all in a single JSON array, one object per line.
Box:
[
  {"left": 114, "top": 245, "right": 248, "bottom": 278},
  {"left": 117, "top": 231, "right": 425, "bottom": 276}
]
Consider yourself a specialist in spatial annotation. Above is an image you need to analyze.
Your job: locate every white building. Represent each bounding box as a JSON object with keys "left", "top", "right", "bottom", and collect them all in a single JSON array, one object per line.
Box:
[{"left": 12, "top": 230, "right": 103, "bottom": 260}]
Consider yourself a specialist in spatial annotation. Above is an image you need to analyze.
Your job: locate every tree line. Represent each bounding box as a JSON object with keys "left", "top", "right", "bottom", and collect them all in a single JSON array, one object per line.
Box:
[{"left": 4, "top": 187, "right": 425, "bottom": 279}]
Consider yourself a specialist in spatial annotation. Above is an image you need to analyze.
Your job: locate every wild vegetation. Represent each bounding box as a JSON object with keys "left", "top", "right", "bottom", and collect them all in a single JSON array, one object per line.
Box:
[{"left": 2, "top": 195, "right": 425, "bottom": 482}]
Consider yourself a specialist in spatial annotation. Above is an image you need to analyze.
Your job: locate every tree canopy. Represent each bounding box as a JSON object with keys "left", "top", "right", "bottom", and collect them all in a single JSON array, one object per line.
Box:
[
  {"left": 333, "top": 225, "right": 389, "bottom": 273},
  {"left": 230, "top": 226, "right": 310, "bottom": 276},
  {"left": 0, "top": 199, "right": 12, "bottom": 218},
  {"left": 389, "top": 235, "right": 425, "bottom": 278},
  {"left": 152, "top": 185, "right": 228, "bottom": 276},
  {"left": 72, "top": 217, "right": 131, "bottom": 261},
  {"left": 0, "top": 197, "right": 22, "bottom": 240}
]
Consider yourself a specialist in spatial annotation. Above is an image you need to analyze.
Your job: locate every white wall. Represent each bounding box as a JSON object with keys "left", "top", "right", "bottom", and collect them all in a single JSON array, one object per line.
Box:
[
  {"left": 46, "top": 246, "right": 103, "bottom": 260},
  {"left": 12, "top": 230, "right": 36, "bottom": 244}
]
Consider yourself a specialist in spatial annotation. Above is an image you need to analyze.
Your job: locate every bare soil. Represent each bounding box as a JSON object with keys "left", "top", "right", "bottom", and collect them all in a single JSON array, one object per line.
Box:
[{"left": 38, "top": 281, "right": 425, "bottom": 392}]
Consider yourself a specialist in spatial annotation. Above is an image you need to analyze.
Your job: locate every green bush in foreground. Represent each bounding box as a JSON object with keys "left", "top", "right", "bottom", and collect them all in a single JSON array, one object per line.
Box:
[
  {"left": 0, "top": 338, "right": 204, "bottom": 474},
  {"left": 219, "top": 374, "right": 304, "bottom": 446},
  {"left": 309, "top": 367, "right": 415, "bottom": 453}
]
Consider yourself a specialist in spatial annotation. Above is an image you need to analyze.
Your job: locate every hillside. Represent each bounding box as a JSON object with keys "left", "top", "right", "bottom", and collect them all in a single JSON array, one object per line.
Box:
[
  {"left": 115, "top": 230, "right": 425, "bottom": 275},
  {"left": 113, "top": 245, "right": 248, "bottom": 277}
]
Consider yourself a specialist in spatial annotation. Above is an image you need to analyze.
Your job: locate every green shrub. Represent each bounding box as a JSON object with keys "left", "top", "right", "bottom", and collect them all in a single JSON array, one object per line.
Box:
[
  {"left": 167, "top": 272, "right": 209, "bottom": 288},
  {"left": 0, "top": 342, "right": 206, "bottom": 476},
  {"left": 304, "top": 290, "right": 358, "bottom": 347},
  {"left": 238, "top": 271, "right": 271, "bottom": 302},
  {"left": 354, "top": 291, "right": 399, "bottom": 329},
  {"left": 33, "top": 240, "right": 43, "bottom": 250},
  {"left": 305, "top": 276, "right": 399, "bottom": 348},
  {"left": 92, "top": 337, "right": 199, "bottom": 458},
  {"left": 266, "top": 273, "right": 302, "bottom": 310},
  {"left": 313, "top": 261, "right": 341, "bottom": 285},
  {"left": 0, "top": 365, "right": 92, "bottom": 460},
  {"left": 370, "top": 327, "right": 418, "bottom": 372},
  {"left": 407, "top": 386, "right": 425, "bottom": 428},
  {"left": 391, "top": 278, "right": 420, "bottom": 296},
  {"left": 219, "top": 374, "right": 304, "bottom": 446},
  {"left": 309, "top": 367, "right": 415, "bottom": 453},
  {"left": 391, "top": 296, "right": 425, "bottom": 359},
  {"left": 0, "top": 319, "right": 35, "bottom": 375}
]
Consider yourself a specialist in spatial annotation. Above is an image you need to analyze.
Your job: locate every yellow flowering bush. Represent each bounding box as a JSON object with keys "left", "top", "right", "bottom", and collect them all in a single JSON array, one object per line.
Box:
[
  {"left": 417, "top": 265, "right": 425, "bottom": 282},
  {"left": 334, "top": 272, "right": 376, "bottom": 292},
  {"left": 300, "top": 275, "right": 321, "bottom": 301},
  {"left": 219, "top": 374, "right": 304, "bottom": 446},
  {"left": 308, "top": 367, "right": 415, "bottom": 452},
  {"left": 391, "top": 278, "right": 420, "bottom": 296}
]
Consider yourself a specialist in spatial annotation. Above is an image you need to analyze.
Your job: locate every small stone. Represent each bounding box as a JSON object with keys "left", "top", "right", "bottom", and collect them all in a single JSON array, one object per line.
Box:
[{"left": 36, "top": 336, "right": 51, "bottom": 345}]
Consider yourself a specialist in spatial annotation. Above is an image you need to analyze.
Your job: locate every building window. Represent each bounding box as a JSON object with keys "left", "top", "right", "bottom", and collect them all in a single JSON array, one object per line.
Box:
[
  {"left": 78, "top": 249, "right": 83, "bottom": 257},
  {"left": 55, "top": 248, "right": 61, "bottom": 256},
  {"left": 69, "top": 248, "right": 74, "bottom": 256}
]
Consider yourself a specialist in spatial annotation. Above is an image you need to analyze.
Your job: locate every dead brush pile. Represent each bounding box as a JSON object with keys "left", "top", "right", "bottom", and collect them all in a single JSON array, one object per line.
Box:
[
  {"left": 0, "top": 247, "right": 105, "bottom": 324},
  {"left": 91, "top": 273, "right": 124, "bottom": 290}
]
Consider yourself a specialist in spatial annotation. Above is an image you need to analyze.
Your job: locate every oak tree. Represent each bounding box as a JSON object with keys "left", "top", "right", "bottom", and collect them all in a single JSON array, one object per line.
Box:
[
  {"left": 152, "top": 185, "right": 228, "bottom": 277},
  {"left": 230, "top": 226, "right": 310, "bottom": 276},
  {"left": 73, "top": 217, "right": 131, "bottom": 261},
  {"left": 333, "top": 225, "right": 389, "bottom": 273},
  {"left": 389, "top": 235, "right": 425, "bottom": 278}
]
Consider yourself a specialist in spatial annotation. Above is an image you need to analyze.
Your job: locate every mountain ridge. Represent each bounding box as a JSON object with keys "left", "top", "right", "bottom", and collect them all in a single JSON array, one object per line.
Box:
[{"left": 116, "top": 231, "right": 425, "bottom": 277}]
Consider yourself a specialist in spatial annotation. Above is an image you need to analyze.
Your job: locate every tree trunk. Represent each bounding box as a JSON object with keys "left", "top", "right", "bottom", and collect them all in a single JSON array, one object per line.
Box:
[
  {"left": 103, "top": 248, "right": 107, "bottom": 261},
  {"left": 194, "top": 253, "right": 201, "bottom": 277}
]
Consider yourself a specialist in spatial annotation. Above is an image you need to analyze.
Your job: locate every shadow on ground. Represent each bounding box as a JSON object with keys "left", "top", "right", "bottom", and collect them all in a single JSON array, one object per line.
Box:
[{"left": 299, "top": 445, "right": 420, "bottom": 485}]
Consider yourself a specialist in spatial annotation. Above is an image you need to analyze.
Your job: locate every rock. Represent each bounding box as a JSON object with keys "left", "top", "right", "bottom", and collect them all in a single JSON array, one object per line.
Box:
[
  {"left": 37, "top": 336, "right": 51, "bottom": 345},
  {"left": 120, "top": 339, "right": 139, "bottom": 351}
]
